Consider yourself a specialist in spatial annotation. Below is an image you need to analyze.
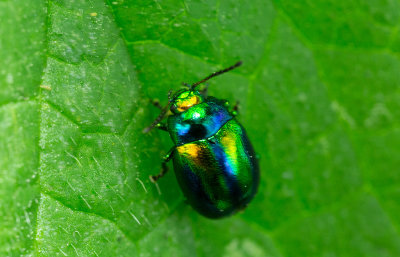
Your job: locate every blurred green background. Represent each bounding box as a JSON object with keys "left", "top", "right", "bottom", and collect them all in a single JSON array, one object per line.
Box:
[{"left": 1, "top": 0, "right": 400, "bottom": 256}]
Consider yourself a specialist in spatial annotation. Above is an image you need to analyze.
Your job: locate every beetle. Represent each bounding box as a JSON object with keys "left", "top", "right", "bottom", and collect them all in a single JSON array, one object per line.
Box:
[{"left": 144, "top": 61, "right": 259, "bottom": 218}]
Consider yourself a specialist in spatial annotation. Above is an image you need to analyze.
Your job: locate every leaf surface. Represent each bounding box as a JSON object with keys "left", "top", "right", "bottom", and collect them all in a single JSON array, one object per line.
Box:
[{"left": 1, "top": 0, "right": 400, "bottom": 256}]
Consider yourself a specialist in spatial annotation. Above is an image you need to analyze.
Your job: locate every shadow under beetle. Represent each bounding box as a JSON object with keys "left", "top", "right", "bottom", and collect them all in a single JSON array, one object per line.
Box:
[{"left": 144, "top": 61, "right": 260, "bottom": 219}]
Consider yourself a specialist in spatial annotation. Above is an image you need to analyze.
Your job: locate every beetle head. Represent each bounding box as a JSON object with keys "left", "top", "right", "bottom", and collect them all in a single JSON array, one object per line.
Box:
[{"left": 170, "top": 90, "right": 204, "bottom": 114}]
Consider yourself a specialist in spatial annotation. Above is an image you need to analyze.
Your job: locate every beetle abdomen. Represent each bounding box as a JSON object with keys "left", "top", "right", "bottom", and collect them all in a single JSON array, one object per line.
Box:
[{"left": 172, "top": 119, "right": 259, "bottom": 218}]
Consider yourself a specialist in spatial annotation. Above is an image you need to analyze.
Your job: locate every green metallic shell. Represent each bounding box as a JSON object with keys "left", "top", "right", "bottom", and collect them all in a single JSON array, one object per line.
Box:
[
  {"left": 172, "top": 119, "right": 259, "bottom": 218},
  {"left": 167, "top": 101, "right": 232, "bottom": 146}
]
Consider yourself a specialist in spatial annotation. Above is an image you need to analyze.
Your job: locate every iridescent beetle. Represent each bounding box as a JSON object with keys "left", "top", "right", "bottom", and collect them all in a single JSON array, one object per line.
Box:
[{"left": 144, "top": 61, "right": 259, "bottom": 218}]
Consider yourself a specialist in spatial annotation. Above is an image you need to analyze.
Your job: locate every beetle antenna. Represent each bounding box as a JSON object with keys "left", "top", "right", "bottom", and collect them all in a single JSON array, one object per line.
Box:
[
  {"left": 143, "top": 102, "right": 171, "bottom": 133},
  {"left": 190, "top": 61, "right": 242, "bottom": 90}
]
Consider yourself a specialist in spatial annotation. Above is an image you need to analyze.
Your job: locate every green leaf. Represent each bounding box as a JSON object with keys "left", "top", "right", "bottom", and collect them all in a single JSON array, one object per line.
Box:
[{"left": 1, "top": 0, "right": 400, "bottom": 256}]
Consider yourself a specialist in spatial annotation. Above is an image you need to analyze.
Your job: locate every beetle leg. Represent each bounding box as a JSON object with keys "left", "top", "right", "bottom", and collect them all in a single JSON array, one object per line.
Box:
[
  {"left": 150, "top": 99, "right": 163, "bottom": 110},
  {"left": 149, "top": 147, "right": 175, "bottom": 183},
  {"left": 155, "top": 123, "right": 168, "bottom": 132},
  {"left": 231, "top": 100, "right": 240, "bottom": 116},
  {"left": 143, "top": 98, "right": 171, "bottom": 133}
]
